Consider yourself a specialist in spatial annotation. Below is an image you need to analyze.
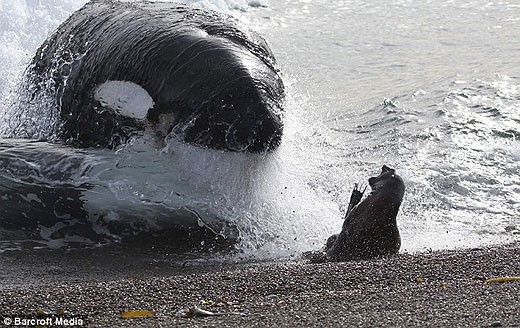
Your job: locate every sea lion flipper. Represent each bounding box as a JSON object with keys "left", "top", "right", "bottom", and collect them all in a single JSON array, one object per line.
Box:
[{"left": 344, "top": 183, "right": 364, "bottom": 219}]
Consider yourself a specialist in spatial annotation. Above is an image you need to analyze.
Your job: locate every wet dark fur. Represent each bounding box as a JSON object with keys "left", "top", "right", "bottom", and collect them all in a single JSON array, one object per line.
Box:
[{"left": 325, "top": 165, "right": 405, "bottom": 262}]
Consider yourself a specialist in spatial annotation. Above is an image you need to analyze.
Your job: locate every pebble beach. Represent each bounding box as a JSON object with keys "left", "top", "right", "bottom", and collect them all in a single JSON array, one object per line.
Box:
[{"left": 1, "top": 242, "right": 519, "bottom": 327}]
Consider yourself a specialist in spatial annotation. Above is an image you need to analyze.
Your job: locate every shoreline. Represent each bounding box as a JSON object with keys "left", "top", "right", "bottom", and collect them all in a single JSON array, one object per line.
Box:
[{"left": 1, "top": 242, "right": 519, "bottom": 327}]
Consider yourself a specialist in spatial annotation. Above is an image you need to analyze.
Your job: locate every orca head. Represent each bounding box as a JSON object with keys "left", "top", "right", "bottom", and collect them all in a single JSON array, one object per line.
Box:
[
  {"left": 143, "top": 30, "right": 285, "bottom": 153},
  {"left": 81, "top": 28, "right": 285, "bottom": 152}
]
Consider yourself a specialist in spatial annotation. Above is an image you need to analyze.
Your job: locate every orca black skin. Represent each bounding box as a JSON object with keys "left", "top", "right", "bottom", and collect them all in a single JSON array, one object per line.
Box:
[
  {"left": 325, "top": 165, "right": 406, "bottom": 262},
  {"left": 19, "top": 0, "right": 284, "bottom": 152}
]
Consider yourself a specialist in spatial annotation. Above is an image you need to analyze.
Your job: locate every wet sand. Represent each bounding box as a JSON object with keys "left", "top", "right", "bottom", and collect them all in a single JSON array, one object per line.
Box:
[{"left": 1, "top": 242, "right": 519, "bottom": 327}]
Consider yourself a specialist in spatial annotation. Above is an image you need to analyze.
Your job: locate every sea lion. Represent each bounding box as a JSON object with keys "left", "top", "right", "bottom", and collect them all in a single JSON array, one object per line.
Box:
[
  {"left": 11, "top": 0, "right": 284, "bottom": 152},
  {"left": 325, "top": 165, "right": 405, "bottom": 261}
]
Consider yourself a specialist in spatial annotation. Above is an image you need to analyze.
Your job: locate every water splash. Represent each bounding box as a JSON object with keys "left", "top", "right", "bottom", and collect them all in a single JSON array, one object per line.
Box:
[{"left": 1, "top": 0, "right": 519, "bottom": 258}]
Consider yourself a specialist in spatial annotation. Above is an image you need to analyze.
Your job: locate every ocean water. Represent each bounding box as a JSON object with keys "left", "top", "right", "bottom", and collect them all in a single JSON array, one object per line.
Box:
[{"left": 0, "top": 0, "right": 518, "bottom": 258}]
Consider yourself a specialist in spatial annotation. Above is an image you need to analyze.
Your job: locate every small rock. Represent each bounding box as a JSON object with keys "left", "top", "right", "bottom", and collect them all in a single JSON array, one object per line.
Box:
[
  {"left": 177, "top": 306, "right": 219, "bottom": 318},
  {"left": 490, "top": 321, "right": 502, "bottom": 327},
  {"left": 265, "top": 294, "right": 278, "bottom": 302},
  {"left": 35, "top": 309, "right": 49, "bottom": 316},
  {"left": 302, "top": 251, "right": 328, "bottom": 263}
]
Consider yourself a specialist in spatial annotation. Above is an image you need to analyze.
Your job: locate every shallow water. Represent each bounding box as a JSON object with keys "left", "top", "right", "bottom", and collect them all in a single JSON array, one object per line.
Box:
[
  {"left": 0, "top": 0, "right": 518, "bottom": 258},
  {"left": 244, "top": 0, "right": 520, "bottom": 252}
]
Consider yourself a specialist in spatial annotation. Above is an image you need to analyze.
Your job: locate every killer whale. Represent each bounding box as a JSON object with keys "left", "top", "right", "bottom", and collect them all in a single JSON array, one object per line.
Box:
[
  {"left": 14, "top": 0, "right": 284, "bottom": 152},
  {"left": 0, "top": 138, "right": 241, "bottom": 249},
  {"left": 0, "top": 1, "right": 285, "bottom": 249}
]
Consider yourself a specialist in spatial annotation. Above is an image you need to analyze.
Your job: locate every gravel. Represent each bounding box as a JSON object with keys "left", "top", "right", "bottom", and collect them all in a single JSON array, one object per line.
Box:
[{"left": 1, "top": 242, "right": 519, "bottom": 327}]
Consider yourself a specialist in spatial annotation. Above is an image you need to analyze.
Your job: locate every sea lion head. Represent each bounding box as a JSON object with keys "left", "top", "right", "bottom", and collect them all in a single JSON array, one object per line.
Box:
[{"left": 368, "top": 165, "right": 405, "bottom": 204}]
